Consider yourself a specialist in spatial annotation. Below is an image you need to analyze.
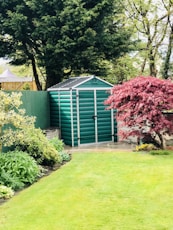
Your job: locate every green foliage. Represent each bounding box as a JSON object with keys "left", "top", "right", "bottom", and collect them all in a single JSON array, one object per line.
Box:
[
  {"left": 0, "top": 91, "right": 60, "bottom": 167},
  {"left": 22, "top": 83, "right": 30, "bottom": 90},
  {"left": 49, "top": 137, "right": 71, "bottom": 163},
  {"left": 59, "top": 152, "right": 71, "bottom": 163},
  {"left": 136, "top": 143, "right": 157, "bottom": 152},
  {"left": 0, "top": 0, "right": 133, "bottom": 89},
  {"left": 107, "top": 55, "right": 139, "bottom": 84},
  {"left": 49, "top": 137, "right": 64, "bottom": 152},
  {"left": 0, "top": 151, "right": 41, "bottom": 191},
  {"left": 0, "top": 91, "right": 35, "bottom": 150},
  {"left": 0, "top": 185, "right": 14, "bottom": 199},
  {"left": 149, "top": 150, "right": 172, "bottom": 156},
  {"left": 15, "top": 128, "right": 61, "bottom": 166}
]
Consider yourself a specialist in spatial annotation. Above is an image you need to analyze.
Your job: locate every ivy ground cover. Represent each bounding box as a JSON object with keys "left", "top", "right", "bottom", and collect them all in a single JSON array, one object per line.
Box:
[{"left": 1, "top": 150, "right": 173, "bottom": 230}]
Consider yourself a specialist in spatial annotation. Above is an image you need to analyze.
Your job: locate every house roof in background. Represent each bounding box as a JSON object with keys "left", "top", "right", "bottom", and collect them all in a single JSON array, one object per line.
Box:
[{"left": 0, "top": 69, "right": 33, "bottom": 82}]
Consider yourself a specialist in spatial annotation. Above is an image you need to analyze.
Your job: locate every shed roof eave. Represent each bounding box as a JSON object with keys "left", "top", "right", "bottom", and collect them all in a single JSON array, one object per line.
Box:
[
  {"left": 48, "top": 87, "right": 112, "bottom": 91},
  {"left": 47, "top": 75, "right": 114, "bottom": 91}
]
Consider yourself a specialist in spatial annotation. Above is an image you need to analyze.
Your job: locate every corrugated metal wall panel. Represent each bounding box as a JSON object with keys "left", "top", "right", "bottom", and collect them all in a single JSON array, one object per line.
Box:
[
  {"left": 78, "top": 90, "right": 95, "bottom": 144},
  {"left": 71, "top": 91, "right": 78, "bottom": 146},
  {"left": 96, "top": 90, "right": 113, "bottom": 142},
  {"left": 59, "top": 91, "right": 72, "bottom": 145}
]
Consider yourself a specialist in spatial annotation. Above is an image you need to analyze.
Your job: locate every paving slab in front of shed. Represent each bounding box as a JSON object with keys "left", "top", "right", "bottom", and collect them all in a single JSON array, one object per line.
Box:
[{"left": 65, "top": 142, "right": 135, "bottom": 152}]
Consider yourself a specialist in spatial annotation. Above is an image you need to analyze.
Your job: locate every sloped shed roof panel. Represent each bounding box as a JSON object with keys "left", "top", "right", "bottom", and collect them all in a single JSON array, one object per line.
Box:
[{"left": 48, "top": 76, "right": 113, "bottom": 90}]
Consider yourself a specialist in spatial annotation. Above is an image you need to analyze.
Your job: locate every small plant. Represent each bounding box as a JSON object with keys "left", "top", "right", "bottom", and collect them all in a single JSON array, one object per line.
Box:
[
  {"left": 59, "top": 152, "right": 71, "bottom": 163},
  {"left": 149, "top": 150, "right": 172, "bottom": 156},
  {"left": 0, "top": 185, "right": 14, "bottom": 199},
  {"left": 49, "top": 137, "right": 71, "bottom": 163},
  {"left": 135, "top": 143, "right": 157, "bottom": 152},
  {"left": 22, "top": 83, "right": 30, "bottom": 90},
  {"left": 49, "top": 137, "right": 64, "bottom": 152},
  {"left": 0, "top": 151, "right": 41, "bottom": 191}
]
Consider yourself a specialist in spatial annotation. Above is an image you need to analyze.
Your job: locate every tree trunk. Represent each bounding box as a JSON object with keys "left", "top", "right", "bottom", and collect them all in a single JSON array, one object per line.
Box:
[
  {"left": 149, "top": 49, "right": 157, "bottom": 76},
  {"left": 141, "top": 57, "right": 147, "bottom": 74},
  {"left": 31, "top": 56, "right": 42, "bottom": 91},
  {"left": 162, "top": 26, "right": 173, "bottom": 79},
  {"left": 157, "top": 132, "right": 165, "bottom": 149},
  {"left": 22, "top": 42, "right": 42, "bottom": 90}
]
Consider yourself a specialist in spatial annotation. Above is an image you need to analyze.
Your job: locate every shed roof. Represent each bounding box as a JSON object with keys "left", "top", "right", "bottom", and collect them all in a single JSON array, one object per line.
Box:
[{"left": 48, "top": 75, "right": 113, "bottom": 91}]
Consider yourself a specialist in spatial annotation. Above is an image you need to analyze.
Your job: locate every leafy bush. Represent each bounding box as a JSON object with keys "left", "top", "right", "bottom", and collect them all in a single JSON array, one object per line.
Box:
[
  {"left": 15, "top": 128, "right": 61, "bottom": 166},
  {"left": 0, "top": 92, "right": 61, "bottom": 167},
  {"left": 59, "top": 152, "right": 71, "bottom": 162},
  {"left": 0, "top": 91, "right": 35, "bottom": 151},
  {"left": 149, "top": 150, "right": 172, "bottom": 156},
  {"left": 135, "top": 143, "right": 157, "bottom": 152},
  {"left": 0, "top": 151, "right": 41, "bottom": 191},
  {"left": 49, "top": 138, "right": 71, "bottom": 163},
  {"left": 49, "top": 137, "right": 64, "bottom": 152},
  {"left": 0, "top": 185, "right": 14, "bottom": 199}
]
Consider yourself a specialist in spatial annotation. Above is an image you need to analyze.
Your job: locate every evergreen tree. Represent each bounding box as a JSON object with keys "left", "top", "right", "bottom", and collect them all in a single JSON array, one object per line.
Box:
[{"left": 0, "top": 0, "right": 133, "bottom": 89}]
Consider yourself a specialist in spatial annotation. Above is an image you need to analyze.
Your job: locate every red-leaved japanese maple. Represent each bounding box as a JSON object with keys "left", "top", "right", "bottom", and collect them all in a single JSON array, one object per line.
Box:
[{"left": 105, "top": 76, "right": 173, "bottom": 148}]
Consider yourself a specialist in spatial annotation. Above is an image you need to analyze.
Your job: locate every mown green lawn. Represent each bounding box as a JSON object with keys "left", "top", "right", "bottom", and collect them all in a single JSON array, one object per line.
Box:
[{"left": 1, "top": 150, "right": 173, "bottom": 230}]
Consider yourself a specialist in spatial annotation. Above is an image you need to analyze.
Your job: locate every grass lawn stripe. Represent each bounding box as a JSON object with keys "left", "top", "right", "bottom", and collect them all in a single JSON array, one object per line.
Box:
[{"left": 1, "top": 151, "right": 173, "bottom": 230}]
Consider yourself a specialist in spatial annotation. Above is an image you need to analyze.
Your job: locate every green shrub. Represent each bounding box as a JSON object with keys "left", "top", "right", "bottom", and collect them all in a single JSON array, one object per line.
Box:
[
  {"left": 0, "top": 185, "right": 14, "bottom": 199},
  {"left": 59, "top": 152, "right": 71, "bottom": 162},
  {"left": 149, "top": 150, "right": 172, "bottom": 156},
  {"left": 49, "top": 138, "right": 71, "bottom": 163},
  {"left": 136, "top": 143, "right": 157, "bottom": 152},
  {"left": 0, "top": 151, "right": 41, "bottom": 191},
  {"left": 15, "top": 128, "right": 61, "bottom": 166},
  {"left": 49, "top": 137, "right": 64, "bottom": 152}
]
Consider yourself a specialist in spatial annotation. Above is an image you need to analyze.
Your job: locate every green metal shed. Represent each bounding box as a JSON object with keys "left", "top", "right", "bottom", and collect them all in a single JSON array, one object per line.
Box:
[{"left": 48, "top": 76, "right": 117, "bottom": 146}]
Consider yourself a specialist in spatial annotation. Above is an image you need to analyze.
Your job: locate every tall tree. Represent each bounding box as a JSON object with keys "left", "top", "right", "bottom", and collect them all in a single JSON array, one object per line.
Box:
[
  {"left": 0, "top": 0, "right": 132, "bottom": 89},
  {"left": 162, "top": 0, "right": 173, "bottom": 79},
  {"left": 124, "top": 0, "right": 173, "bottom": 77}
]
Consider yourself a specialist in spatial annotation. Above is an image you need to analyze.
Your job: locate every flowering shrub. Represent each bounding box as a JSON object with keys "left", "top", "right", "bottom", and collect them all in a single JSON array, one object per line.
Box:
[{"left": 0, "top": 185, "right": 14, "bottom": 199}]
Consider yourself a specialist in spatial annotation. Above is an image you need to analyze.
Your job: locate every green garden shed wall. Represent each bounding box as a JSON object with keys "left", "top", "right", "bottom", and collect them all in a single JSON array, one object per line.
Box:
[{"left": 48, "top": 76, "right": 117, "bottom": 146}]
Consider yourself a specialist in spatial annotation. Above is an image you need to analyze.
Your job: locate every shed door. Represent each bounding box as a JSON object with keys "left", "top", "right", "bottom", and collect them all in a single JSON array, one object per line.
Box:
[{"left": 77, "top": 90, "right": 114, "bottom": 145}]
